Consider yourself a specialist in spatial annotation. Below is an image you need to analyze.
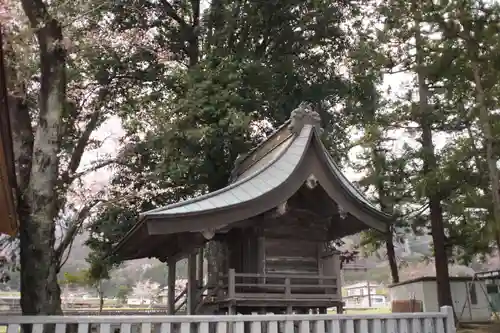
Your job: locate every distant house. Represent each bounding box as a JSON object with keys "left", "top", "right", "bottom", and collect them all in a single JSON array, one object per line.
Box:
[
  {"left": 127, "top": 298, "right": 152, "bottom": 306},
  {"left": 389, "top": 276, "right": 492, "bottom": 322},
  {"left": 156, "top": 279, "right": 188, "bottom": 307},
  {"left": 343, "top": 281, "right": 388, "bottom": 309}
]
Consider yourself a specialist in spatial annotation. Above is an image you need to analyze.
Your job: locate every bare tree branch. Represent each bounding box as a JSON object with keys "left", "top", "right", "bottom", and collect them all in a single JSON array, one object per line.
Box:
[
  {"left": 159, "top": 0, "right": 189, "bottom": 28},
  {"left": 54, "top": 190, "right": 148, "bottom": 271},
  {"left": 55, "top": 198, "right": 100, "bottom": 268},
  {"left": 60, "top": 111, "right": 101, "bottom": 186},
  {"left": 69, "top": 159, "right": 118, "bottom": 181}
]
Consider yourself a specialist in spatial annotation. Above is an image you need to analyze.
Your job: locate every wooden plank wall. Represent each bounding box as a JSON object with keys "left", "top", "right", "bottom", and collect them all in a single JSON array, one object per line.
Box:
[{"left": 264, "top": 238, "right": 318, "bottom": 274}]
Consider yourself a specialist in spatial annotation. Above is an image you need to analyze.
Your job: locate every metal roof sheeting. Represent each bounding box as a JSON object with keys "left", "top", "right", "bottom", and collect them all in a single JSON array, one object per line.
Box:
[{"left": 142, "top": 126, "right": 312, "bottom": 217}]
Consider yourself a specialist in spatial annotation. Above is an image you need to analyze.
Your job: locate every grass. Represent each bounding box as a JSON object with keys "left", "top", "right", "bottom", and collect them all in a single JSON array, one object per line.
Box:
[
  {"left": 344, "top": 308, "right": 392, "bottom": 314},
  {"left": 457, "top": 323, "right": 500, "bottom": 333},
  {"left": 0, "top": 292, "right": 20, "bottom": 297}
]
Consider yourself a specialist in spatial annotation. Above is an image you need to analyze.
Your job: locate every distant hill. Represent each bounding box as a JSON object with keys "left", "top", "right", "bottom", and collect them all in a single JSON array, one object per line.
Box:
[{"left": 2, "top": 230, "right": 493, "bottom": 293}]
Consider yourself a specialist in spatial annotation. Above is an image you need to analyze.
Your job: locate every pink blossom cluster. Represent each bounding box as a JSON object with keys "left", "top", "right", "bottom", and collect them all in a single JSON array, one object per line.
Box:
[{"left": 0, "top": 0, "right": 12, "bottom": 22}]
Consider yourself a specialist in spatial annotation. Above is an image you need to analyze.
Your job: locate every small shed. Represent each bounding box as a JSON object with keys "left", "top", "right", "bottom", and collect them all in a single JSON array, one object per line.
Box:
[{"left": 389, "top": 276, "right": 492, "bottom": 322}]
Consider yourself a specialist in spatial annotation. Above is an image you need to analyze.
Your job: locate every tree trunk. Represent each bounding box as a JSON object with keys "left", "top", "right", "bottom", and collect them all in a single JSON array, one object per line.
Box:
[
  {"left": 386, "top": 226, "right": 399, "bottom": 283},
  {"left": 188, "top": 0, "right": 200, "bottom": 67},
  {"left": 98, "top": 283, "right": 104, "bottom": 314},
  {"left": 471, "top": 64, "right": 500, "bottom": 255},
  {"left": 19, "top": 0, "right": 67, "bottom": 316},
  {"left": 368, "top": 91, "right": 400, "bottom": 283},
  {"left": 415, "top": 19, "right": 453, "bottom": 307},
  {"left": 372, "top": 145, "right": 399, "bottom": 283}
]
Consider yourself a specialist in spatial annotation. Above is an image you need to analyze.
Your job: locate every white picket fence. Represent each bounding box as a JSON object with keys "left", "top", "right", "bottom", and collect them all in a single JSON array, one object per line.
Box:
[{"left": 1, "top": 306, "right": 456, "bottom": 333}]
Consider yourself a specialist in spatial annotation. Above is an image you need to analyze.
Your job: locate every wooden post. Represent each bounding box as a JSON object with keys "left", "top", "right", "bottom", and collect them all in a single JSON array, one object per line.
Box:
[
  {"left": 228, "top": 304, "right": 235, "bottom": 333},
  {"left": 332, "top": 251, "right": 342, "bottom": 297},
  {"left": 167, "top": 258, "right": 176, "bottom": 315},
  {"left": 367, "top": 281, "right": 372, "bottom": 308},
  {"left": 337, "top": 302, "right": 344, "bottom": 314},
  {"left": 197, "top": 247, "right": 204, "bottom": 287},
  {"left": 256, "top": 235, "right": 267, "bottom": 287},
  {"left": 285, "top": 277, "right": 291, "bottom": 298},
  {"left": 284, "top": 277, "right": 292, "bottom": 314},
  {"left": 317, "top": 244, "right": 324, "bottom": 286},
  {"left": 228, "top": 268, "right": 236, "bottom": 299},
  {"left": 206, "top": 241, "right": 216, "bottom": 291},
  {"left": 187, "top": 253, "right": 197, "bottom": 314}
]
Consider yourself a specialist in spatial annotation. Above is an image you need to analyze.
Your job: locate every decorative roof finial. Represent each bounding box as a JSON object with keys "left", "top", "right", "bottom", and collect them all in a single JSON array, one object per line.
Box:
[{"left": 288, "top": 102, "right": 323, "bottom": 135}]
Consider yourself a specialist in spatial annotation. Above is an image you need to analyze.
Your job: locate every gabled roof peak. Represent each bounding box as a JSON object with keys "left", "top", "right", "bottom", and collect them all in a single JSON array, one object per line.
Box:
[
  {"left": 230, "top": 102, "right": 324, "bottom": 181},
  {"left": 288, "top": 102, "right": 323, "bottom": 135}
]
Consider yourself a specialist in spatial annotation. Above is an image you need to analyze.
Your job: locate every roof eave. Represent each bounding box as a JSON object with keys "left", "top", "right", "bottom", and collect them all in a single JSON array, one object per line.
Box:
[
  {"left": 126, "top": 127, "right": 318, "bottom": 239},
  {"left": 307, "top": 130, "right": 392, "bottom": 232},
  {"left": 109, "top": 215, "right": 148, "bottom": 259},
  {"left": 312, "top": 129, "right": 394, "bottom": 224}
]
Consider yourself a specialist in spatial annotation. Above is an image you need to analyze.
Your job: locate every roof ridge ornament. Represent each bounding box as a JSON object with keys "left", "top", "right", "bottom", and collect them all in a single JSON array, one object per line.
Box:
[{"left": 288, "top": 102, "right": 323, "bottom": 135}]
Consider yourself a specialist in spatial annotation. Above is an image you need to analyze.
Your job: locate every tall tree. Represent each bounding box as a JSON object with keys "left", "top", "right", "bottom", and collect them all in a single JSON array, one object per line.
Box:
[
  {"left": 414, "top": 10, "right": 452, "bottom": 307},
  {"left": 3, "top": 0, "right": 152, "bottom": 314},
  {"left": 371, "top": 0, "right": 455, "bottom": 306},
  {"left": 346, "top": 37, "right": 403, "bottom": 283},
  {"left": 431, "top": 0, "right": 500, "bottom": 255},
  {"left": 17, "top": 0, "right": 68, "bottom": 315},
  {"left": 85, "top": 0, "right": 365, "bottom": 274}
]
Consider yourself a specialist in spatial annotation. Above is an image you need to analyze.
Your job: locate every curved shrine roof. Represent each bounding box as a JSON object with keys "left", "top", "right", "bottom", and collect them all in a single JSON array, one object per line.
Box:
[{"left": 113, "top": 103, "right": 393, "bottom": 261}]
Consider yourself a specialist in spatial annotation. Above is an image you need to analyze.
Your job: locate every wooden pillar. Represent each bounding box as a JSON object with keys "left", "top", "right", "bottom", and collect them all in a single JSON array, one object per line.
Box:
[
  {"left": 256, "top": 236, "right": 265, "bottom": 286},
  {"left": 256, "top": 236, "right": 265, "bottom": 272},
  {"left": 197, "top": 247, "right": 204, "bottom": 287},
  {"left": 167, "top": 258, "right": 176, "bottom": 315},
  {"left": 367, "top": 281, "right": 372, "bottom": 307},
  {"left": 207, "top": 241, "right": 216, "bottom": 290},
  {"left": 222, "top": 240, "right": 229, "bottom": 273},
  {"left": 322, "top": 251, "right": 341, "bottom": 299},
  {"left": 207, "top": 239, "right": 224, "bottom": 290},
  {"left": 187, "top": 253, "right": 197, "bottom": 314},
  {"left": 317, "top": 244, "right": 324, "bottom": 286},
  {"left": 285, "top": 277, "right": 291, "bottom": 307},
  {"left": 336, "top": 302, "right": 344, "bottom": 314},
  {"left": 332, "top": 251, "right": 342, "bottom": 292},
  {"left": 228, "top": 268, "right": 236, "bottom": 299}
]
